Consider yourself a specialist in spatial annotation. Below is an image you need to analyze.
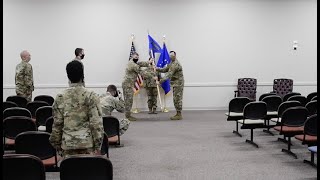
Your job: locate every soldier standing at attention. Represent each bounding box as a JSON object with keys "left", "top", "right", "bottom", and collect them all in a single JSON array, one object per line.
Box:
[
  {"left": 15, "top": 50, "right": 34, "bottom": 102},
  {"left": 100, "top": 84, "right": 130, "bottom": 135},
  {"left": 49, "top": 60, "right": 104, "bottom": 157},
  {"left": 70, "top": 48, "right": 86, "bottom": 86},
  {"left": 144, "top": 57, "right": 159, "bottom": 114},
  {"left": 122, "top": 52, "right": 151, "bottom": 121},
  {"left": 157, "top": 51, "right": 184, "bottom": 120}
]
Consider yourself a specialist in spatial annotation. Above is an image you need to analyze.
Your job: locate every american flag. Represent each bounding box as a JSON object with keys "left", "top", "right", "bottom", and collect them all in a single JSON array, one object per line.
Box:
[{"left": 129, "top": 41, "right": 143, "bottom": 95}]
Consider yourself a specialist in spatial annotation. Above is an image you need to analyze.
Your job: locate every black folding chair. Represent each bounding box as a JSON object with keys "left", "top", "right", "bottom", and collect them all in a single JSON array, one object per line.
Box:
[
  {"left": 261, "top": 95, "right": 282, "bottom": 135},
  {"left": 306, "top": 92, "right": 317, "bottom": 102},
  {"left": 305, "top": 100, "right": 317, "bottom": 117},
  {"left": 26, "top": 101, "right": 50, "bottom": 119},
  {"left": 258, "top": 92, "right": 276, "bottom": 101},
  {"left": 3, "top": 101, "right": 18, "bottom": 112},
  {"left": 34, "top": 95, "right": 55, "bottom": 106},
  {"left": 225, "top": 97, "right": 251, "bottom": 137},
  {"left": 3, "top": 154, "right": 46, "bottom": 180},
  {"left": 103, "top": 116, "right": 123, "bottom": 147},
  {"left": 237, "top": 102, "right": 267, "bottom": 148},
  {"left": 15, "top": 131, "right": 59, "bottom": 171},
  {"left": 283, "top": 92, "right": 301, "bottom": 101},
  {"left": 288, "top": 95, "right": 307, "bottom": 106},
  {"left": 35, "top": 106, "right": 53, "bottom": 131},
  {"left": 45, "top": 116, "right": 54, "bottom": 133},
  {"left": 60, "top": 155, "right": 113, "bottom": 180},
  {"left": 6, "top": 95, "right": 28, "bottom": 108},
  {"left": 3, "top": 107, "right": 32, "bottom": 120}
]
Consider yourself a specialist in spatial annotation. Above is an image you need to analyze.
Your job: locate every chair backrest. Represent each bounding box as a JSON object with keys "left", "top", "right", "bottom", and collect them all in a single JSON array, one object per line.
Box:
[
  {"left": 277, "top": 101, "right": 302, "bottom": 118},
  {"left": 283, "top": 92, "right": 301, "bottom": 101},
  {"left": 3, "top": 101, "right": 18, "bottom": 112},
  {"left": 305, "top": 100, "right": 317, "bottom": 116},
  {"left": 243, "top": 101, "right": 267, "bottom": 120},
  {"left": 6, "top": 95, "right": 28, "bottom": 108},
  {"left": 15, "top": 131, "right": 57, "bottom": 161},
  {"left": 228, "top": 97, "right": 251, "bottom": 113},
  {"left": 311, "top": 96, "right": 317, "bottom": 101},
  {"left": 34, "top": 95, "right": 55, "bottom": 106},
  {"left": 272, "top": 78, "right": 293, "bottom": 98},
  {"left": 3, "top": 116, "right": 37, "bottom": 139},
  {"left": 3, "top": 107, "right": 32, "bottom": 120},
  {"left": 45, "top": 116, "right": 54, "bottom": 133},
  {"left": 281, "top": 107, "right": 308, "bottom": 127},
  {"left": 26, "top": 101, "right": 50, "bottom": 118},
  {"left": 303, "top": 114, "right": 317, "bottom": 136},
  {"left": 258, "top": 92, "right": 276, "bottom": 101},
  {"left": 35, "top": 106, "right": 53, "bottom": 126},
  {"left": 261, "top": 95, "right": 282, "bottom": 112},
  {"left": 287, "top": 95, "right": 307, "bottom": 106},
  {"left": 60, "top": 155, "right": 113, "bottom": 180},
  {"left": 3, "top": 154, "right": 45, "bottom": 180},
  {"left": 307, "top": 92, "right": 317, "bottom": 102},
  {"left": 103, "top": 116, "right": 120, "bottom": 138},
  {"left": 236, "top": 78, "right": 257, "bottom": 101}
]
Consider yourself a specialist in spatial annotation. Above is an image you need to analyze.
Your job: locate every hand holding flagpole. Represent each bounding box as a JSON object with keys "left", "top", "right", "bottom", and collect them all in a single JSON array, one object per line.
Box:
[{"left": 150, "top": 49, "right": 164, "bottom": 112}]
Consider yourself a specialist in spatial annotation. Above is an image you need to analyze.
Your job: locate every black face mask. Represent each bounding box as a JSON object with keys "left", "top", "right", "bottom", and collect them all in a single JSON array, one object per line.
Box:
[
  {"left": 133, "top": 58, "right": 139, "bottom": 63},
  {"left": 80, "top": 54, "right": 85, "bottom": 59}
]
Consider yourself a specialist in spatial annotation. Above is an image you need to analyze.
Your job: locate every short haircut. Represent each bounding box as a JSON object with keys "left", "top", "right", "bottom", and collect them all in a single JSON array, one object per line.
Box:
[
  {"left": 169, "top": 51, "right": 176, "bottom": 55},
  {"left": 75, "top": 48, "right": 83, "bottom": 56},
  {"left": 66, "top": 60, "right": 84, "bottom": 83},
  {"left": 107, "top": 84, "right": 117, "bottom": 92},
  {"left": 132, "top": 52, "right": 139, "bottom": 56}
]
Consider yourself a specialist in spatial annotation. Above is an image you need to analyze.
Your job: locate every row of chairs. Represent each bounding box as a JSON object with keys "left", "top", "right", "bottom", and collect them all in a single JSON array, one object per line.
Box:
[
  {"left": 5, "top": 95, "right": 54, "bottom": 108},
  {"left": 226, "top": 93, "right": 317, "bottom": 166},
  {"left": 3, "top": 154, "right": 113, "bottom": 180}
]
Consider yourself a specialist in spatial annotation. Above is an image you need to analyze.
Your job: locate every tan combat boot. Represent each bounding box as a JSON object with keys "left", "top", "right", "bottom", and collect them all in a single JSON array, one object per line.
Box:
[
  {"left": 152, "top": 107, "right": 157, "bottom": 114},
  {"left": 170, "top": 111, "right": 182, "bottom": 120},
  {"left": 148, "top": 108, "right": 153, "bottom": 114},
  {"left": 126, "top": 112, "right": 137, "bottom": 121}
]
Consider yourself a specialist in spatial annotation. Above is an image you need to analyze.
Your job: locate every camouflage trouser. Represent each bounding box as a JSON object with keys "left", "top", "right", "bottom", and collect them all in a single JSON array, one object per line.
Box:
[
  {"left": 122, "top": 83, "right": 134, "bottom": 117},
  {"left": 119, "top": 118, "right": 130, "bottom": 135},
  {"left": 16, "top": 90, "right": 32, "bottom": 102},
  {"left": 173, "top": 86, "right": 184, "bottom": 111},
  {"left": 146, "top": 87, "right": 158, "bottom": 109}
]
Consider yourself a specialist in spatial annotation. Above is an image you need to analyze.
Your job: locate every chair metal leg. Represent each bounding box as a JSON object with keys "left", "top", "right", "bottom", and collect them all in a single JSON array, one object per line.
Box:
[
  {"left": 303, "top": 152, "right": 317, "bottom": 167},
  {"left": 281, "top": 137, "right": 297, "bottom": 159},
  {"left": 263, "top": 120, "right": 274, "bottom": 136},
  {"left": 245, "top": 129, "right": 259, "bottom": 148},
  {"left": 277, "top": 135, "right": 292, "bottom": 145},
  {"left": 233, "top": 122, "right": 242, "bottom": 137}
]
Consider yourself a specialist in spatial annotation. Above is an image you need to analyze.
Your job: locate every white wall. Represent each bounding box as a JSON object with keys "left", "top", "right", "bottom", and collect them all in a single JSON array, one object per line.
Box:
[{"left": 3, "top": 0, "right": 317, "bottom": 110}]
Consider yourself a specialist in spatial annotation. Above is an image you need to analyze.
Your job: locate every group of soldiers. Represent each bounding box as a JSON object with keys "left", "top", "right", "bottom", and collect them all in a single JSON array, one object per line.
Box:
[{"left": 14, "top": 48, "right": 184, "bottom": 157}]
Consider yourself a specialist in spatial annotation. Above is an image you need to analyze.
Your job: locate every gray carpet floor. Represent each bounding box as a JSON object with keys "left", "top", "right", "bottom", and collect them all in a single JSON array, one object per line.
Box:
[{"left": 46, "top": 110, "right": 317, "bottom": 180}]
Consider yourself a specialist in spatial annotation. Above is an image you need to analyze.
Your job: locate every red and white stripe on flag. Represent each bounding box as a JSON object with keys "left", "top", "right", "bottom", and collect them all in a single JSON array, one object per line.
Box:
[{"left": 133, "top": 74, "right": 143, "bottom": 95}]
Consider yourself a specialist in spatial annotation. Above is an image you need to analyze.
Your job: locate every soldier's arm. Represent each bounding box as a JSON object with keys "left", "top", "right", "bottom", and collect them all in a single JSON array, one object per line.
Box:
[
  {"left": 88, "top": 92, "right": 104, "bottom": 151},
  {"left": 160, "top": 65, "right": 175, "bottom": 84},
  {"left": 137, "top": 61, "right": 150, "bottom": 67},
  {"left": 25, "top": 64, "right": 34, "bottom": 90},
  {"left": 157, "top": 65, "right": 170, "bottom": 73},
  {"left": 113, "top": 97, "right": 125, "bottom": 113},
  {"left": 49, "top": 94, "right": 64, "bottom": 149}
]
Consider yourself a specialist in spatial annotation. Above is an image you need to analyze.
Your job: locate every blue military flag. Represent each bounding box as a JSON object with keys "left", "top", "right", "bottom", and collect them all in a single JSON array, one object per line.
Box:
[{"left": 157, "top": 43, "right": 171, "bottom": 94}]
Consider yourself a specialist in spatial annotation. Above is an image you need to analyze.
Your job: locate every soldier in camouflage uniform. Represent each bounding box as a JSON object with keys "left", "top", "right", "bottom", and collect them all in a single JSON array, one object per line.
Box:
[
  {"left": 69, "top": 48, "right": 85, "bottom": 86},
  {"left": 15, "top": 50, "right": 34, "bottom": 102},
  {"left": 49, "top": 61, "right": 104, "bottom": 157},
  {"left": 144, "top": 58, "right": 159, "bottom": 114},
  {"left": 157, "top": 51, "right": 184, "bottom": 120},
  {"left": 100, "top": 84, "right": 130, "bottom": 135},
  {"left": 121, "top": 52, "right": 151, "bottom": 121}
]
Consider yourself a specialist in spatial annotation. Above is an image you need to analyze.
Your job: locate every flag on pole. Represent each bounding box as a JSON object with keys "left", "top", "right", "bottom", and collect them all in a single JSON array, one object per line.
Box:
[
  {"left": 148, "top": 34, "right": 162, "bottom": 58},
  {"left": 157, "top": 43, "right": 171, "bottom": 94},
  {"left": 129, "top": 41, "right": 143, "bottom": 94}
]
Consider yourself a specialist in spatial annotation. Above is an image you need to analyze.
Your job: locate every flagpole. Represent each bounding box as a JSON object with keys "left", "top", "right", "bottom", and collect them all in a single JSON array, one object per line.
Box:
[
  {"left": 150, "top": 49, "right": 164, "bottom": 112},
  {"left": 162, "top": 35, "right": 170, "bottom": 112},
  {"left": 130, "top": 33, "right": 140, "bottom": 114}
]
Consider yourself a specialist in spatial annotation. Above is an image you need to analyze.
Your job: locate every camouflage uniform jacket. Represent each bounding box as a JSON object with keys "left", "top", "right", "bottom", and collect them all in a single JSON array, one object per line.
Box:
[
  {"left": 15, "top": 61, "right": 34, "bottom": 94},
  {"left": 158, "top": 59, "right": 184, "bottom": 87},
  {"left": 144, "top": 66, "right": 159, "bottom": 88},
  {"left": 122, "top": 59, "right": 150, "bottom": 86},
  {"left": 100, "top": 92, "right": 125, "bottom": 115},
  {"left": 49, "top": 83, "right": 104, "bottom": 151}
]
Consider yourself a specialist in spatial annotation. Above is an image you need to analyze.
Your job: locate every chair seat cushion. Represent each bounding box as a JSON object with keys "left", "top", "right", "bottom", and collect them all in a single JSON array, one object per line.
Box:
[
  {"left": 108, "top": 136, "right": 119, "bottom": 143},
  {"left": 42, "top": 155, "right": 62, "bottom": 167},
  {"left": 307, "top": 146, "right": 317, "bottom": 153},
  {"left": 267, "top": 111, "right": 278, "bottom": 116},
  {"left": 225, "top": 112, "right": 243, "bottom": 117},
  {"left": 38, "top": 126, "right": 46, "bottom": 131},
  {"left": 274, "top": 126, "right": 303, "bottom": 132},
  {"left": 270, "top": 117, "right": 281, "bottom": 122},
  {"left": 237, "top": 119, "right": 264, "bottom": 124},
  {"left": 294, "top": 134, "right": 317, "bottom": 142}
]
